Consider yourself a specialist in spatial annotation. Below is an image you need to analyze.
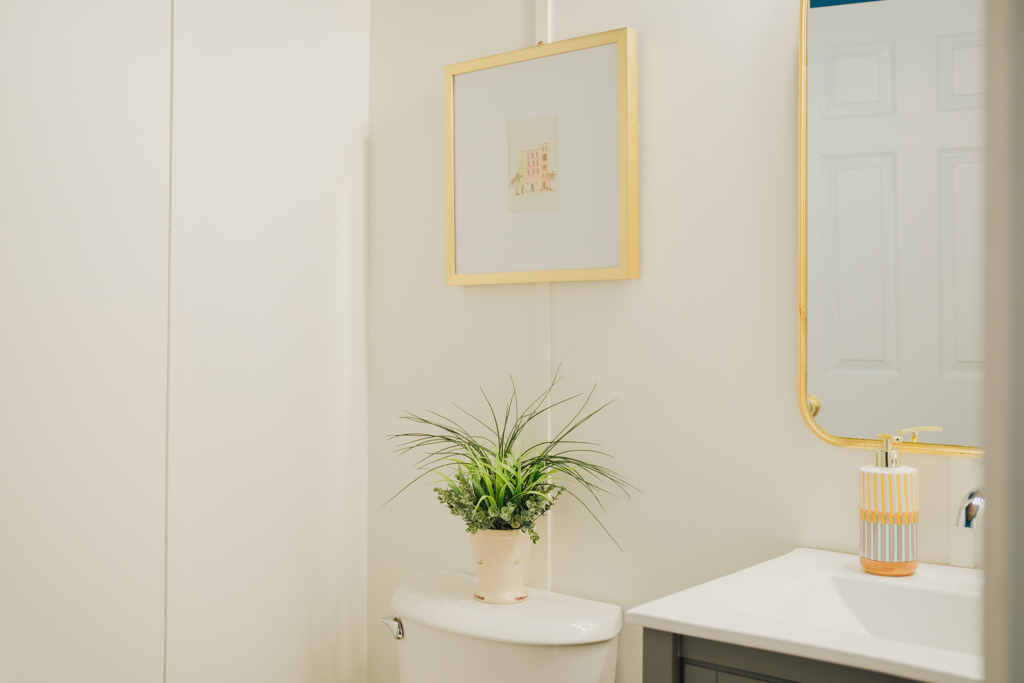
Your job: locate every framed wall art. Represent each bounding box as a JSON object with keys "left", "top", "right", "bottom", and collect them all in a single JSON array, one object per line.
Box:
[{"left": 444, "top": 28, "right": 638, "bottom": 286}]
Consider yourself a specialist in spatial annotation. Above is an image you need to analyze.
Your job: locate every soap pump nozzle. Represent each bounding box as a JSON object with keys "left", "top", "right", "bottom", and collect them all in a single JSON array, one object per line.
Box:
[{"left": 875, "top": 434, "right": 900, "bottom": 468}]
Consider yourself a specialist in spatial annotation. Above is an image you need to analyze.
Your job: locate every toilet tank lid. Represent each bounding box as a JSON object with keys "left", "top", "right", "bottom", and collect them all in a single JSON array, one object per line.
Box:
[{"left": 391, "top": 571, "right": 623, "bottom": 646}]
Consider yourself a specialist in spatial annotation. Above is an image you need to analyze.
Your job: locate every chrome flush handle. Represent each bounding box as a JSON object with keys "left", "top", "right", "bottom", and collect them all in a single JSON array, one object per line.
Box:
[{"left": 380, "top": 615, "right": 404, "bottom": 640}]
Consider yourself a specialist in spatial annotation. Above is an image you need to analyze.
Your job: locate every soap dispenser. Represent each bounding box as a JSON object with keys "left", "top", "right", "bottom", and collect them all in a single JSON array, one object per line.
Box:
[{"left": 859, "top": 427, "right": 940, "bottom": 576}]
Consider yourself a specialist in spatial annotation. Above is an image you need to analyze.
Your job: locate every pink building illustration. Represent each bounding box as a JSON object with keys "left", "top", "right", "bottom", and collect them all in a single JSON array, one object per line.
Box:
[{"left": 518, "top": 142, "right": 550, "bottom": 192}]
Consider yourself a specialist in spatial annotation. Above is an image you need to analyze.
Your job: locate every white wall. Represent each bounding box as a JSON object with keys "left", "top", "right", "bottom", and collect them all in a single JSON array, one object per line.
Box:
[
  {"left": 367, "top": 3, "right": 536, "bottom": 682},
  {"left": 166, "top": 1, "right": 369, "bottom": 682},
  {"left": 367, "top": 1, "right": 961, "bottom": 682},
  {"left": 0, "top": 2, "right": 171, "bottom": 680}
]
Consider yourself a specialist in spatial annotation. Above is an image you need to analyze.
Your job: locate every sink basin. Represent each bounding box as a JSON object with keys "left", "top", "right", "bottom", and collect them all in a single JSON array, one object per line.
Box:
[{"left": 625, "top": 549, "right": 982, "bottom": 683}]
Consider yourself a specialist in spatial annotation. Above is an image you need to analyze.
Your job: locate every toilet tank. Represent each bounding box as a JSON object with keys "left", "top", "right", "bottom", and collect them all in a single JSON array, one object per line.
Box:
[{"left": 389, "top": 572, "right": 621, "bottom": 683}]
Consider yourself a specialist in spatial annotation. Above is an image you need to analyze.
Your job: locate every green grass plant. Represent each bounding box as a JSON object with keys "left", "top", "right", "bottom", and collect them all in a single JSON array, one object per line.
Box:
[{"left": 387, "top": 371, "right": 635, "bottom": 548}]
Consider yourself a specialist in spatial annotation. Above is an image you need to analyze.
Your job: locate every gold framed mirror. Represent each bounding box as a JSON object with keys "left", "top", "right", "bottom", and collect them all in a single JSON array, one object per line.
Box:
[{"left": 797, "top": 0, "right": 984, "bottom": 458}]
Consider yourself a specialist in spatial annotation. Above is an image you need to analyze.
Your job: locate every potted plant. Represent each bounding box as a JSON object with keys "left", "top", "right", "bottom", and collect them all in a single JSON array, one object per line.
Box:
[{"left": 388, "top": 372, "right": 635, "bottom": 604}]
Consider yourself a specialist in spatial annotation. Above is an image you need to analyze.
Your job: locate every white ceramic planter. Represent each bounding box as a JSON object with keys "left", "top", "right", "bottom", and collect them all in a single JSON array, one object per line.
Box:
[{"left": 470, "top": 529, "right": 533, "bottom": 604}]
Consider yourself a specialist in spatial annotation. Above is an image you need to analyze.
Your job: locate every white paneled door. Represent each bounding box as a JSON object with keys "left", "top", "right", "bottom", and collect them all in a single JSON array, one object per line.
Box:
[
  {"left": 0, "top": 1, "right": 370, "bottom": 681},
  {"left": 163, "top": 2, "right": 370, "bottom": 682},
  {"left": 807, "top": 0, "right": 985, "bottom": 447},
  {"left": 0, "top": 2, "right": 171, "bottom": 682}
]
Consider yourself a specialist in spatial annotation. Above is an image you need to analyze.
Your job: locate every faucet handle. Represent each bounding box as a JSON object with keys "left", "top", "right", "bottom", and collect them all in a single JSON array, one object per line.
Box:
[
  {"left": 897, "top": 426, "right": 943, "bottom": 443},
  {"left": 957, "top": 488, "right": 984, "bottom": 529}
]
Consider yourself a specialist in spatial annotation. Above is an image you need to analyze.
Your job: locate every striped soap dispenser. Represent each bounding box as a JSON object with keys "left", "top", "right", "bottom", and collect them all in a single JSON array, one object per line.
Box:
[{"left": 859, "top": 427, "right": 940, "bottom": 577}]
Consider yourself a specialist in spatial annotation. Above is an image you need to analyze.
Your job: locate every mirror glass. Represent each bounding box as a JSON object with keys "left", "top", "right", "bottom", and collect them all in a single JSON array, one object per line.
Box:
[{"left": 805, "top": 0, "right": 985, "bottom": 447}]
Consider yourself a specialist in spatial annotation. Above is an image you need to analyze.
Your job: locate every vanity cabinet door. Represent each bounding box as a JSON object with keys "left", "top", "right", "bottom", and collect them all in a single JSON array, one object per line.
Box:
[
  {"left": 684, "top": 665, "right": 780, "bottom": 683},
  {"left": 682, "top": 663, "right": 717, "bottom": 683},
  {"left": 717, "top": 674, "right": 765, "bottom": 683},
  {"left": 673, "top": 634, "right": 918, "bottom": 683}
]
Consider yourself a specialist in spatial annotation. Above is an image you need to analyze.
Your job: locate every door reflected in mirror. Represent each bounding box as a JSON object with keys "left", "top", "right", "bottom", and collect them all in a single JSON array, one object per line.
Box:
[{"left": 803, "top": 0, "right": 984, "bottom": 450}]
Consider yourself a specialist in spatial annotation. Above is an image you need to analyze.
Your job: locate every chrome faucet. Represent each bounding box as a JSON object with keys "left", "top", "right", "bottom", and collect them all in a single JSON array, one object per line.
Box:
[{"left": 957, "top": 488, "right": 985, "bottom": 529}]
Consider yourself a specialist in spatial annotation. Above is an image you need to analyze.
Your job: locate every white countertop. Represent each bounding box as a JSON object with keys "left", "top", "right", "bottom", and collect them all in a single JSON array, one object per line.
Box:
[{"left": 625, "top": 549, "right": 982, "bottom": 683}]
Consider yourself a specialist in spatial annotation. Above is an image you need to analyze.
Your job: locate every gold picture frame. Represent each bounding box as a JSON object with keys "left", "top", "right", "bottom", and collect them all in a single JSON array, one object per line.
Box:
[
  {"left": 444, "top": 28, "right": 638, "bottom": 286},
  {"left": 796, "top": 0, "right": 982, "bottom": 458}
]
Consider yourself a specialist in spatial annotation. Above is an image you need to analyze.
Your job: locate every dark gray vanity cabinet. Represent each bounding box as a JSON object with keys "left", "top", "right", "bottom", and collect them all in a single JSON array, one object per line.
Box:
[{"left": 642, "top": 629, "right": 920, "bottom": 683}]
